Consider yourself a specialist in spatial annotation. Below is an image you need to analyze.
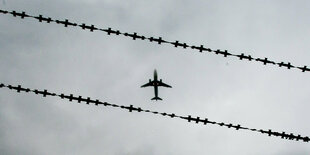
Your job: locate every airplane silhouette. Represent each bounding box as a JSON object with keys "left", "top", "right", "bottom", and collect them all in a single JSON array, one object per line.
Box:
[{"left": 141, "top": 69, "right": 172, "bottom": 101}]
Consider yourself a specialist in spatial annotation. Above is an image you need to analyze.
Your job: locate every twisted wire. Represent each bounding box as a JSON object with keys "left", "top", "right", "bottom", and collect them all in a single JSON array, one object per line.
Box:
[
  {"left": 1, "top": 9, "right": 309, "bottom": 73},
  {"left": 0, "top": 83, "right": 308, "bottom": 143}
]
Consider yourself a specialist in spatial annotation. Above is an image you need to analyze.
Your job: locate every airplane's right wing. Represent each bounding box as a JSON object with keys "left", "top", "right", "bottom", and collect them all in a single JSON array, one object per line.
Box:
[
  {"left": 158, "top": 81, "right": 172, "bottom": 88},
  {"left": 141, "top": 81, "right": 153, "bottom": 88}
]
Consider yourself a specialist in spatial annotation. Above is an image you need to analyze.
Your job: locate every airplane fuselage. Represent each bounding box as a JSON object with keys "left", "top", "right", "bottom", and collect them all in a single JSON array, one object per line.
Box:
[{"left": 153, "top": 70, "right": 159, "bottom": 98}]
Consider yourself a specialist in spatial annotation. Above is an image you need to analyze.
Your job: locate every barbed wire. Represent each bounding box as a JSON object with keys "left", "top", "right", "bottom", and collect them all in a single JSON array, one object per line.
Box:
[
  {"left": 0, "top": 83, "right": 308, "bottom": 143},
  {"left": 1, "top": 9, "right": 310, "bottom": 73}
]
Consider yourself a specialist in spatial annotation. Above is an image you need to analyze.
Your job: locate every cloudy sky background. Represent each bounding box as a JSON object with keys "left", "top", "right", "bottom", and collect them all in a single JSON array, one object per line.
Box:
[{"left": 1, "top": 0, "right": 310, "bottom": 154}]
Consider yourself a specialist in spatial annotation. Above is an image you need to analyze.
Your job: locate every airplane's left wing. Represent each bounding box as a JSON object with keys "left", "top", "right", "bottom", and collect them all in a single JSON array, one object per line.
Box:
[
  {"left": 158, "top": 81, "right": 172, "bottom": 88},
  {"left": 141, "top": 81, "right": 153, "bottom": 88}
]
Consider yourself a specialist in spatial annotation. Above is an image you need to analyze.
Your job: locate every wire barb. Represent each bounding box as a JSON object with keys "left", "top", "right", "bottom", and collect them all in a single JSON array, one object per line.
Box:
[
  {"left": 79, "top": 23, "right": 97, "bottom": 32},
  {"left": 10, "top": 11, "right": 29, "bottom": 19},
  {"left": 34, "top": 15, "right": 53, "bottom": 23},
  {"left": 55, "top": 19, "right": 77, "bottom": 27},
  {"left": 101, "top": 27, "right": 121, "bottom": 35},
  {"left": 124, "top": 32, "right": 145, "bottom": 40}
]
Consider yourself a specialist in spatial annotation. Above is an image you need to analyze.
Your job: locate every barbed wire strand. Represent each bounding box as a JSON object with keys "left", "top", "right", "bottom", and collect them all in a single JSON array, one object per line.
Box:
[
  {"left": 0, "top": 83, "right": 308, "bottom": 143},
  {"left": 1, "top": 9, "right": 310, "bottom": 73}
]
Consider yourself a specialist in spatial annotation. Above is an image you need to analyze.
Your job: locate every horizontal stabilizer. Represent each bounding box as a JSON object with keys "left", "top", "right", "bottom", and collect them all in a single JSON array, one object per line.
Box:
[{"left": 151, "top": 96, "right": 162, "bottom": 101}]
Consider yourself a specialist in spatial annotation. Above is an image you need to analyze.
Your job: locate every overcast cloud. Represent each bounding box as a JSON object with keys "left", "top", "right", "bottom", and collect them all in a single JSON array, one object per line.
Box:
[{"left": 1, "top": 0, "right": 310, "bottom": 154}]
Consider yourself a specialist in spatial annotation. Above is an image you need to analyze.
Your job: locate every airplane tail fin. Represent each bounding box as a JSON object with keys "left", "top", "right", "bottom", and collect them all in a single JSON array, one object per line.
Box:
[{"left": 151, "top": 96, "right": 162, "bottom": 101}]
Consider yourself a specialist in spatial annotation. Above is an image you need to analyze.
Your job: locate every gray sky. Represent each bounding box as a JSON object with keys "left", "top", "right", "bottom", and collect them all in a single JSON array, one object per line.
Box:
[{"left": 1, "top": 0, "right": 310, "bottom": 154}]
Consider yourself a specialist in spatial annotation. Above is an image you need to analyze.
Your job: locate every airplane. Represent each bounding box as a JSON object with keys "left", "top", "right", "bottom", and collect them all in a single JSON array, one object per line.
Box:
[{"left": 141, "top": 69, "right": 172, "bottom": 101}]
